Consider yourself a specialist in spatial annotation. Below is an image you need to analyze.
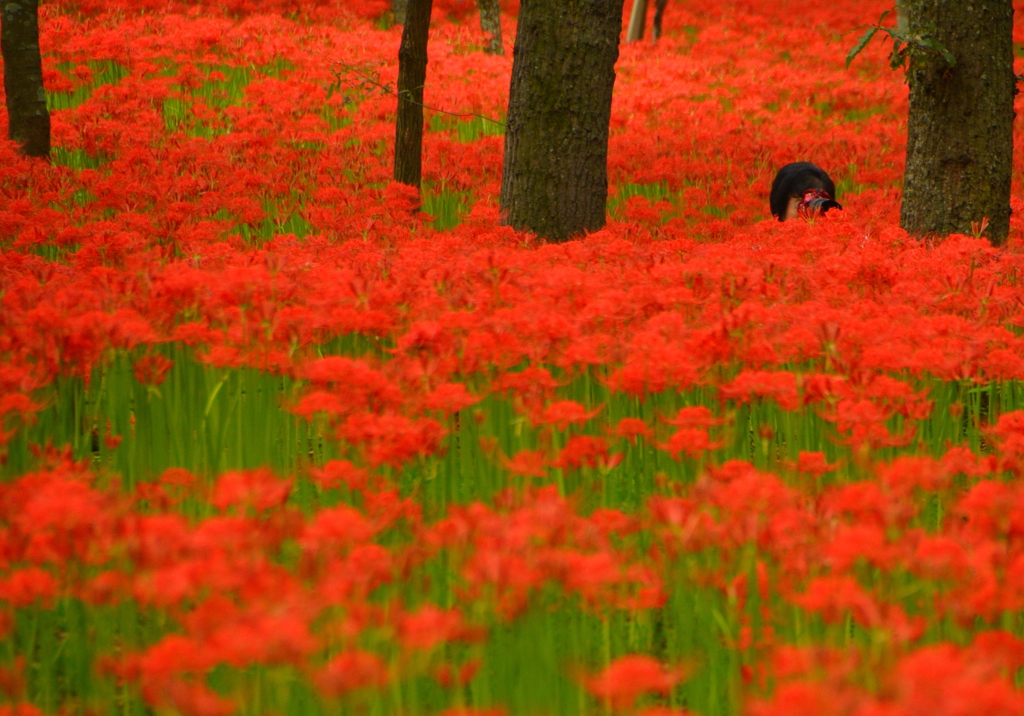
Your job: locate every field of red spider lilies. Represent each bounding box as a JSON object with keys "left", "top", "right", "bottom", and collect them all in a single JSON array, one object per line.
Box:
[{"left": 6, "top": 0, "right": 1024, "bottom": 714}]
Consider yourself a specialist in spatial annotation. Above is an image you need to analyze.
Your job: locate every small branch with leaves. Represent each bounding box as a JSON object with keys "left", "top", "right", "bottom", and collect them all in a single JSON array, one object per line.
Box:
[
  {"left": 846, "top": 9, "right": 955, "bottom": 75},
  {"left": 325, "top": 62, "right": 506, "bottom": 128}
]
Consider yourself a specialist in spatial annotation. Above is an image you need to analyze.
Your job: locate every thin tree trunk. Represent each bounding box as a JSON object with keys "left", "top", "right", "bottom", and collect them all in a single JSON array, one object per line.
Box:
[
  {"left": 896, "top": 2, "right": 907, "bottom": 33},
  {"left": 901, "top": 0, "right": 1015, "bottom": 246},
  {"left": 627, "top": 0, "right": 648, "bottom": 43},
  {"left": 393, "top": 0, "right": 409, "bottom": 25},
  {"left": 478, "top": 0, "right": 503, "bottom": 55},
  {"left": 500, "top": 0, "right": 626, "bottom": 241},
  {"left": 393, "top": 0, "right": 432, "bottom": 187},
  {"left": 1, "top": 0, "right": 50, "bottom": 158},
  {"left": 652, "top": 0, "right": 668, "bottom": 41}
]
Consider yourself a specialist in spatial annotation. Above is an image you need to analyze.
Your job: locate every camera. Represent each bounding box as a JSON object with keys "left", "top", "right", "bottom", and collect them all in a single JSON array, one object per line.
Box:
[{"left": 797, "top": 188, "right": 842, "bottom": 218}]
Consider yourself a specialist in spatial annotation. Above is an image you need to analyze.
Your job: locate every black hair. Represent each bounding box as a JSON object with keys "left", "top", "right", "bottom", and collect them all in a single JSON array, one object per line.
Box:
[{"left": 769, "top": 162, "right": 838, "bottom": 221}]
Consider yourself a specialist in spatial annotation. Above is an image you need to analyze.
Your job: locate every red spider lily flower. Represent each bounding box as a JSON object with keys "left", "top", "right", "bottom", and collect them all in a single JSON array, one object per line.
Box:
[
  {"left": 159, "top": 680, "right": 235, "bottom": 716},
  {"left": 660, "top": 427, "right": 720, "bottom": 459},
  {"left": 719, "top": 370, "right": 799, "bottom": 411},
  {"left": 299, "top": 505, "right": 377, "bottom": 554},
  {"left": 500, "top": 449, "right": 549, "bottom": 478},
  {"left": 824, "top": 524, "right": 896, "bottom": 572},
  {"left": 820, "top": 481, "right": 911, "bottom": 529},
  {"left": 211, "top": 469, "right": 292, "bottom": 513},
  {"left": 0, "top": 654, "right": 25, "bottom": 699},
  {"left": 555, "top": 435, "right": 610, "bottom": 470},
  {"left": 614, "top": 417, "right": 652, "bottom": 442},
  {"left": 941, "top": 446, "right": 995, "bottom": 479},
  {"left": 0, "top": 394, "right": 42, "bottom": 444},
  {"left": 135, "top": 635, "right": 214, "bottom": 688},
  {"left": 315, "top": 650, "right": 389, "bottom": 697},
  {"left": 0, "top": 568, "right": 58, "bottom": 608},
  {"left": 292, "top": 391, "right": 346, "bottom": 419},
  {"left": 423, "top": 382, "right": 481, "bottom": 414},
  {"left": 78, "top": 570, "right": 131, "bottom": 606},
  {"left": 954, "top": 480, "right": 1017, "bottom": 541},
  {"left": 0, "top": 612, "right": 13, "bottom": 643},
  {"left": 747, "top": 681, "right": 853, "bottom": 716},
  {"left": 911, "top": 535, "right": 971, "bottom": 582},
  {"left": 607, "top": 352, "right": 701, "bottom": 398},
  {"left": 206, "top": 611, "right": 318, "bottom": 668},
  {"left": 661, "top": 406, "right": 723, "bottom": 428},
  {"left": 792, "top": 451, "right": 840, "bottom": 477},
  {"left": 0, "top": 705, "right": 44, "bottom": 716},
  {"left": 588, "top": 509, "right": 638, "bottom": 538},
  {"left": 5, "top": 467, "right": 117, "bottom": 566},
  {"left": 792, "top": 576, "right": 882, "bottom": 629},
  {"left": 988, "top": 410, "right": 1024, "bottom": 475},
  {"left": 533, "top": 400, "right": 603, "bottom": 430},
  {"left": 159, "top": 467, "right": 197, "bottom": 489},
  {"left": 397, "top": 604, "right": 470, "bottom": 650},
  {"left": 316, "top": 544, "right": 395, "bottom": 604},
  {"left": 562, "top": 551, "right": 622, "bottom": 601},
  {"left": 878, "top": 456, "right": 950, "bottom": 494},
  {"left": 397, "top": 320, "right": 453, "bottom": 354},
  {"left": 299, "top": 357, "right": 403, "bottom": 411},
  {"left": 583, "top": 655, "right": 684, "bottom": 709},
  {"left": 133, "top": 353, "right": 174, "bottom": 386},
  {"left": 494, "top": 367, "right": 564, "bottom": 401},
  {"left": 887, "top": 643, "right": 1024, "bottom": 715},
  {"left": 309, "top": 460, "right": 368, "bottom": 491},
  {"left": 382, "top": 181, "right": 422, "bottom": 220},
  {"left": 339, "top": 412, "right": 444, "bottom": 468}
]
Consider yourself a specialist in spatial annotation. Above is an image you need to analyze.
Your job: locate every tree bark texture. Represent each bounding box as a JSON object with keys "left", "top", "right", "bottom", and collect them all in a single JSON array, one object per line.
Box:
[
  {"left": 393, "top": 0, "right": 432, "bottom": 187},
  {"left": 478, "top": 0, "right": 503, "bottom": 54},
  {"left": 627, "top": 0, "right": 647, "bottom": 43},
  {"left": 2, "top": 0, "right": 50, "bottom": 158},
  {"left": 393, "top": 0, "right": 409, "bottom": 25},
  {"left": 901, "top": 0, "right": 1015, "bottom": 246},
  {"left": 500, "top": 0, "right": 626, "bottom": 241},
  {"left": 652, "top": 0, "right": 668, "bottom": 41}
]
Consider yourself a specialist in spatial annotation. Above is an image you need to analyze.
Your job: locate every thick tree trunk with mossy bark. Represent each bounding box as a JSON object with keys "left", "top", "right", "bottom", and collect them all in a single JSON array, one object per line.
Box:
[
  {"left": 393, "top": 0, "right": 432, "bottom": 187},
  {"left": 478, "top": 0, "right": 502, "bottom": 54},
  {"left": 500, "top": 0, "right": 626, "bottom": 241},
  {"left": 627, "top": 0, "right": 647, "bottom": 43},
  {"left": 900, "top": 0, "right": 1015, "bottom": 246},
  {"left": 2, "top": 0, "right": 50, "bottom": 158}
]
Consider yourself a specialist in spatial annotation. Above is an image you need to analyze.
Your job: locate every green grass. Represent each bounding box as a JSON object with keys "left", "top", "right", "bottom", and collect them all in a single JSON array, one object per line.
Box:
[
  {"left": 429, "top": 114, "right": 506, "bottom": 143},
  {"left": 422, "top": 187, "right": 474, "bottom": 231},
  {"left": 46, "top": 60, "right": 129, "bottom": 111}
]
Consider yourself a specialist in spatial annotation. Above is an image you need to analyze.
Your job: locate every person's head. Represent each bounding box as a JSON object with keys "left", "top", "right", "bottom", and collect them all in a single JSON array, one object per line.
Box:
[{"left": 769, "top": 162, "right": 841, "bottom": 221}]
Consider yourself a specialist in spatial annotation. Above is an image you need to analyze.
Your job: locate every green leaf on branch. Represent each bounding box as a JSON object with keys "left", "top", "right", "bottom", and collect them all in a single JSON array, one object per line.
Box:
[
  {"left": 845, "top": 6, "right": 955, "bottom": 75},
  {"left": 846, "top": 26, "right": 880, "bottom": 69},
  {"left": 917, "top": 37, "right": 956, "bottom": 67}
]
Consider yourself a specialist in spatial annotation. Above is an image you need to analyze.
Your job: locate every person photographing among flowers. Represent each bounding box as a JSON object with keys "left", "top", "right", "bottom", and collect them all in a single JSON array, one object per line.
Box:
[{"left": 770, "top": 162, "right": 842, "bottom": 221}]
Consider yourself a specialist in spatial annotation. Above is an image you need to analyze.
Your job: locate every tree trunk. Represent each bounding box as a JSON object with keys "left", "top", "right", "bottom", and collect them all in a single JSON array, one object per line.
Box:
[
  {"left": 900, "top": 0, "right": 1015, "bottom": 246},
  {"left": 478, "top": 0, "right": 503, "bottom": 54},
  {"left": 1, "top": 0, "right": 50, "bottom": 158},
  {"left": 393, "top": 0, "right": 409, "bottom": 25},
  {"left": 627, "top": 0, "right": 647, "bottom": 43},
  {"left": 896, "top": 2, "right": 908, "bottom": 33},
  {"left": 393, "top": 0, "right": 432, "bottom": 187},
  {"left": 500, "top": 0, "right": 626, "bottom": 242},
  {"left": 652, "top": 0, "right": 668, "bottom": 41}
]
